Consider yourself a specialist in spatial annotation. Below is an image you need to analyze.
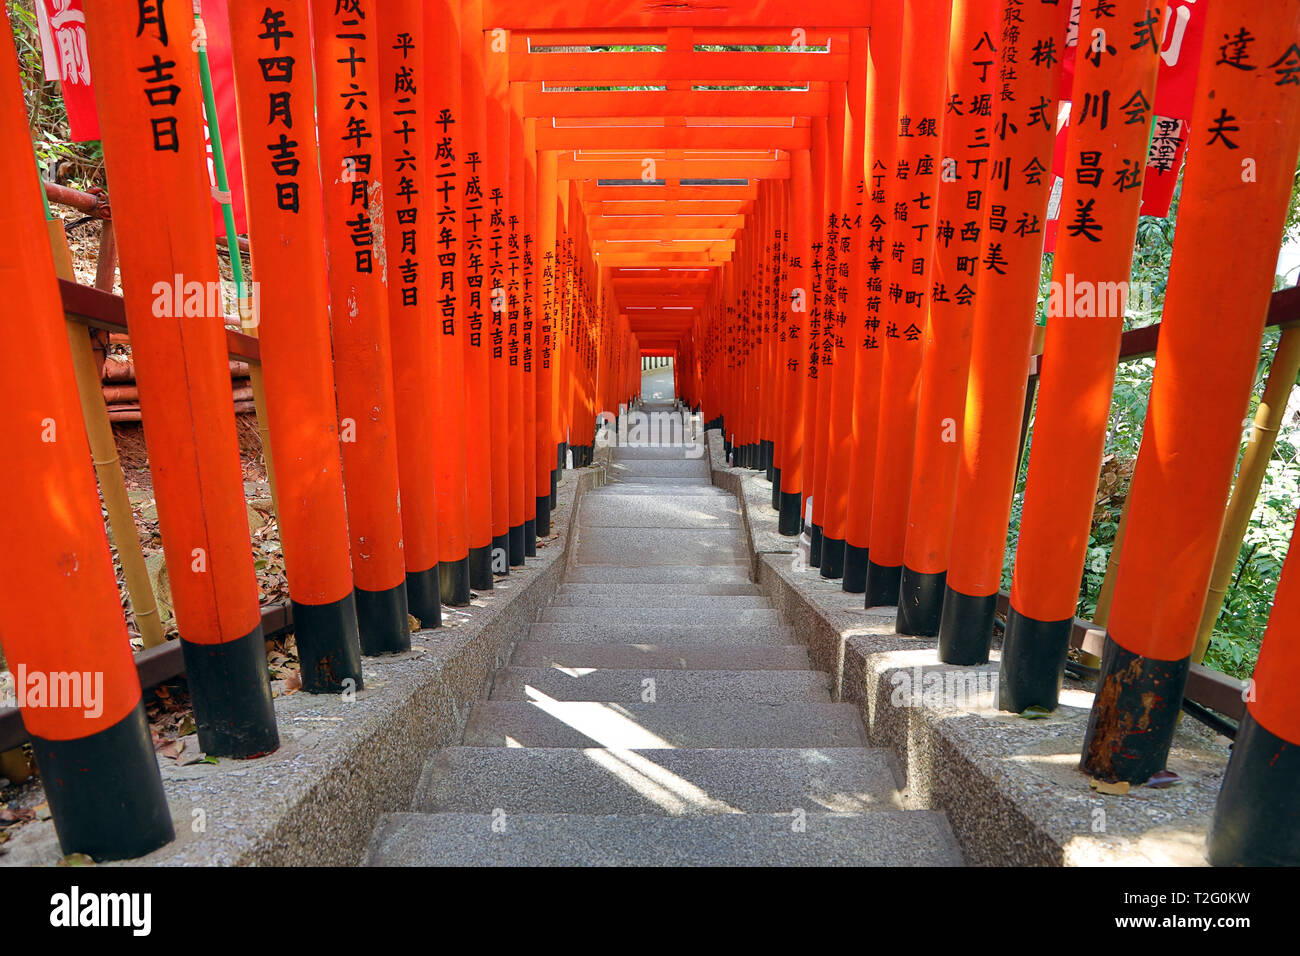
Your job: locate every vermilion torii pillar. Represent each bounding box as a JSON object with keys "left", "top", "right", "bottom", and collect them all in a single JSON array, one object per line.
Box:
[
  {"left": 0, "top": 11, "right": 172, "bottom": 859},
  {"left": 806, "top": 100, "right": 837, "bottom": 567},
  {"left": 864, "top": 0, "right": 954, "bottom": 609},
  {"left": 1210, "top": 503, "right": 1300, "bottom": 865},
  {"left": 520, "top": 98, "right": 540, "bottom": 554},
  {"left": 937, "top": 0, "right": 1069, "bottom": 666},
  {"left": 897, "top": 0, "right": 998, "bottom": 636},
  {"left": 310, "top": 0, "right": 410, "bottom": 655},
  {"left": 1000, "top": 0, "right": 1164, "bottom": 709},
  {"left": 427, "top": 0, "right": 473, "bottom": 606},
  {"left": 378, "top": 0, "right": 443, "bottom": 629},
  {"left": 506, "top": 77, "right": 528, "bottom": 565},
  {"left": 459, "top": 0, "right": 497, "bottom": 590},
  {"left": 83, "top": 0, "right": 279, "bottom": 754},
  {"left": 226, "top": 0, "right": 363, "bottom": 691},
  {"left": 812, "top": 41, "right": 861, "bottom": 579},
  {"left": 482, "top": 24, "right": 514, "bottom": 570},
  {"left": 843, "top": 0, "right": 903, "bottom": 592},
  {"left": 1081, "top": 0, "right": 1300, "bottom": 785},
  {"left": 536, "top": 149, "right": 560, "bottom": 532},
  {"left": 805, "top": 111, "right": 829, "bottom": 530},
  {"left": 778, "top": 149, "right": 813, "bottom": 535}
]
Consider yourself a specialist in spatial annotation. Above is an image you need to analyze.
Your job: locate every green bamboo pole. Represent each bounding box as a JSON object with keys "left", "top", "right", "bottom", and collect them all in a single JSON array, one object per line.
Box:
[{"left": 193, "top": 5, "right": 278, "bottom": 509}]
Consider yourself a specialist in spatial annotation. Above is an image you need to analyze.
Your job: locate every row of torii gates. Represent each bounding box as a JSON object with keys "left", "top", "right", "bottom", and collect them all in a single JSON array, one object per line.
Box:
[{"left": 3, "top": 0, "right": 1299, "bottom": 865}]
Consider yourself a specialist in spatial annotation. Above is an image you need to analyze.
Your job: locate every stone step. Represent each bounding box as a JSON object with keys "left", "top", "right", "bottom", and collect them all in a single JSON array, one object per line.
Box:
[
  {"left": 510, "top": 642, "right": 811, "bottom": 671},
  {"left": 549, "top": 593, "right": 772, "bottom": 610},
  {"left": 609, "top": 446, "right": 705, "bottom": 460},
  {"left": 526, "top": 623, "right": 794, "bottom": 647},
  {"left": 586, "top": 484, "right": 729, "bottom": 497},
  {"left": 563, "top": 565, "right": 752, "bottom": 585},
  {"left": 558, "top": 582, "right": 763, "bottom": 596},
  {"left": 608, "top": 475, "right": 713, "bottom": 485},
  {"left": 607, "top": 459, "right": 710, "bottom": 479},
  {"left": 488, "top": 667, "right": 831, "bottom": 704},
  {"left": 575, "top": 528, "right": 747, "bottom": 567},
  {"left": 539, "top": 606, "right": 781, "bottom": 626},
  {"left": 578, "top": 495, "right": 741, "bottom": 529},
  {"left": 415, "top": 747, "right": 900, "bottom": 815},
  {"left": 461, "top": 701, "right": 867, "bottom": 749},
  {"left": 366, "top": 811, "right": 961, "bottom": 866}
]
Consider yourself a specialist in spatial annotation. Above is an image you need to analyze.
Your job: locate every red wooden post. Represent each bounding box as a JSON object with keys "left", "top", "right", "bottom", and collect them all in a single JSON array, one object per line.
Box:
[
  {"left": 0, "top": 11, "right": 171, "bottom": 858},
  {"left": 896, "top": 0, "right": 998, "bottom": 635},
  {"left": 483, "top": 22, "right": 514, "bottom": 569},
  {"left": 310, "top": 0, "right": 411, "bottom": 654},
  {"left": 843, "top": 0, "right": 903, "bottom": 592},
  {"left": 936, "top": 0, "right": 1069, "bottom": 663},
  {"left": 84, "top": 0, "right": 281, "bottom": 746},
  {"left": 378, "top": 0, "right": 443, "bottom": 628},
  {"left": 459, "top": 0, "right": 497, "bottom": 590},
  {"left": 1081, "top": 0, "right": 1300, "bottom": 783},
  {"left": 864, "top": 0, "right": 954, "bottom": 608},
  {"left": 427, "top": 0, "right": 473, "bottom": 606},
  {"left": 999, "top": 0, "right": 1165, "bottom": 705},
  {"left": 226, "top": 0, "right": 363, "bottom": 688}
]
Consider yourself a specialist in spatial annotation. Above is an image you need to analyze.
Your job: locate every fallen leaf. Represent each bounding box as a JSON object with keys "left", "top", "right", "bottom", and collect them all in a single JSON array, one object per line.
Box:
[
  {"left": 0, "top": 807, "right": 35, "bottom": 826},
  {"left": 175, "top": 735, "right": 205, "bottom": 766},
  {"left": 1145, "top": 770, "right": 1182, "bottom": 789},
  {"left": 1018, "top": 705, "right": 1053, "bottom": 720},
  {"left": 1090, "top": 778, "right": 1131, "bottom": 795},
  {"left": 58, "top": 853, "right": 95, "bottom": 867}
]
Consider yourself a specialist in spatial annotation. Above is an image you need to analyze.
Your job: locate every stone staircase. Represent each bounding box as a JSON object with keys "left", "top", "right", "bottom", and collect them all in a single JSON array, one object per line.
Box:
[{"left": 365, "top": 407, "right": 961, "bottom": 866}]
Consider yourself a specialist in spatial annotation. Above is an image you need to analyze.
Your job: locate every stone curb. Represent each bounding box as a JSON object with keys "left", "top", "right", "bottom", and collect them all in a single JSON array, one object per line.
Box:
[{"left": 706, "top": 428, "right": 1230, "bottom": 867}]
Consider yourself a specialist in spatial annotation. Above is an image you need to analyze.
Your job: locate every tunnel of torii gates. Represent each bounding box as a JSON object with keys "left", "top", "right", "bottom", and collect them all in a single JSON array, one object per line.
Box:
[{"left": 2, "top": 0, "right": 1299, "bottom": 865}]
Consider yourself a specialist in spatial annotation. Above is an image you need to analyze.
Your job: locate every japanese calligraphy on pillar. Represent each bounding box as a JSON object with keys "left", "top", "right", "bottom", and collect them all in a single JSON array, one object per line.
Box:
[
  {"left": 489, "top": 184, "right": 505, "bottom": 360},
  {"left": 934, "top": 22, "right": 996, "bottom": 315},
  {"left": 431, "top": 88, "right": 458, "bottom": 336},
  {"left": 384, "top": 26, "right": 422, "bottom": 309},
  {"left": 822, "top": 213, "right": 839, "bottom": 363},
  {"left": 808, "top": 226, "right": 824, "bottom": 378},
  {"left": 523, "top": 231, "right": 534, "bottom": 373},
  {"left": 464, "top": 149, "right": 484, "bottom": 347},
  {"left": 1047, "top": 0, "right": 1164, "bottom": 322},
  {"left": 977, "top": 1, "right": 1066, "bottom": 297}
]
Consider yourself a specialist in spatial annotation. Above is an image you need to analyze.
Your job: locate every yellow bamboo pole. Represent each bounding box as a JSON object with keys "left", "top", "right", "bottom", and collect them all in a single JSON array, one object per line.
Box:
[
  {"left": 1091, "top": 493, "right": 1131, "bottom": 630},
  {"left": 1192, "top": 326, "right": 1300, "bottom": 663},
  {"left": 48, "top": 218, "right": 165, "bottom": 649},
  {"left": 241, "top": 294, "right": 280, "bottom": 514}
]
